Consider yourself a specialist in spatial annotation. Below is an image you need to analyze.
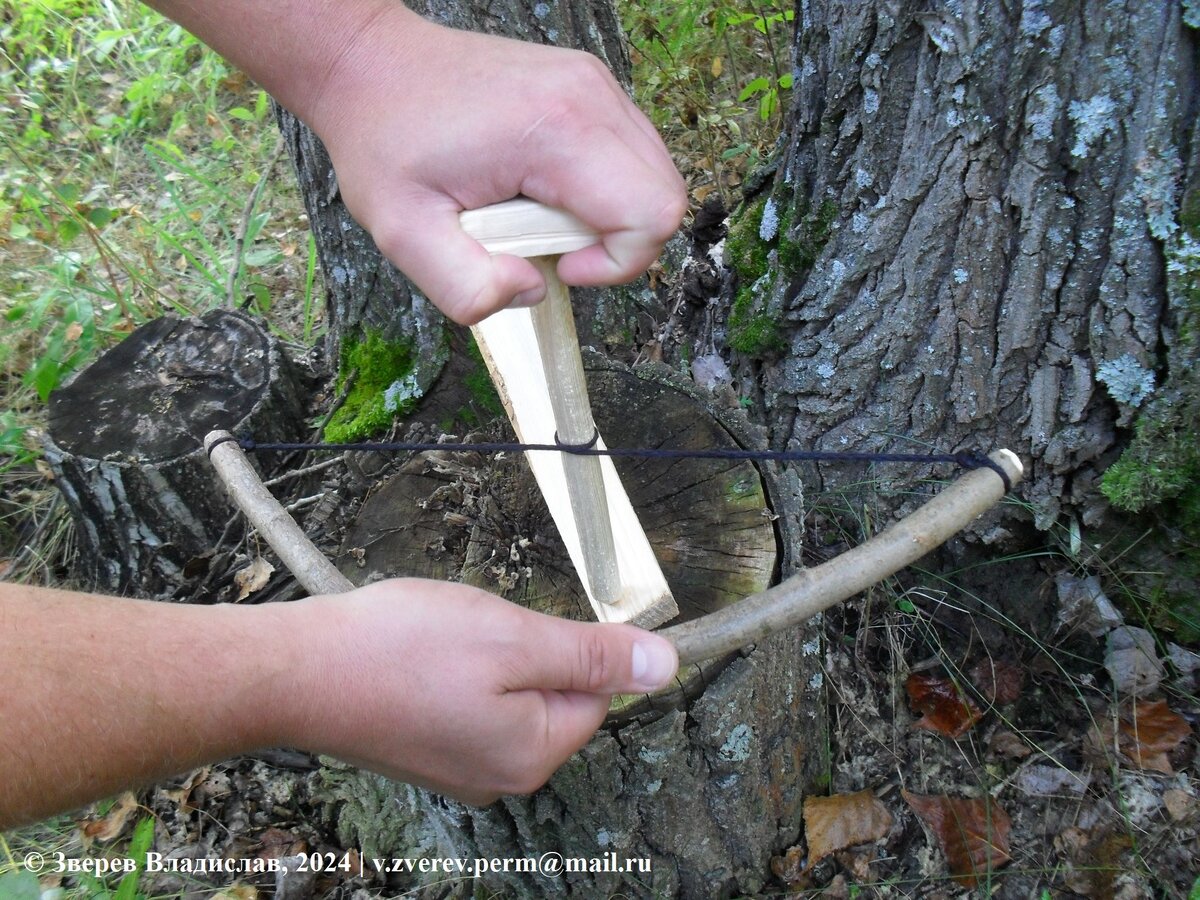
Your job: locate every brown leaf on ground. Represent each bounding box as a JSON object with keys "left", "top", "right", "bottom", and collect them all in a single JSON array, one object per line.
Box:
[
  {"left": 79, "top": 791, "right": 140, "bottom": 843},
  {"left": 1088, "top": 699, "right": 1192, "bottom": 774},
  {"left": 1117, "top": 699, "right": 1192, "bottom": 773},
  {"left": 804, "top": 790, "right": 894, "bottom": 866},
  {"left": 1054, "top": 826, "right": 1132, "bottom": 898},
  {"left": 769, "top": 843, "right": 807, "bottom": 886},
  {"left": 161, "top": 766, "right": 209, "bottom": 815},
  {"left": 987, "top": 729, "right": 1032, "bottom": 759},
  {"left": 1163, "top": 788, "right": 1198, "bottom": 822},
  {"left": 903, "top": 790, "right": 1012, "bottom": 888},
  {"left": 906, "top": 673, "right": 983, "bottom": 738},
  {"left": 234, "top": 556, "right": 274, "bottom": 601},
  {"left": 256, "top": 827, "right": 307, "bottom": 860},
  {"left": 968, "top": 658, "right": 1024, "bottom": 706}
]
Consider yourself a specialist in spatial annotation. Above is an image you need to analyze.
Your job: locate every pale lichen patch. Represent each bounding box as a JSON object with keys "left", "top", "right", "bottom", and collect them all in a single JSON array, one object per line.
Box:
[
  {"left": 1068, "top": 94, "right": 1118, "bottom": 158},
  {"left": 1097, "top": 354, "right": 1156, "bottom": 407}
]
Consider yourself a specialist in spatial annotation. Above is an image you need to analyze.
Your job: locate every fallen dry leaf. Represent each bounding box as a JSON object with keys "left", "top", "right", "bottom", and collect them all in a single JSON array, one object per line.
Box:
[
  {"left": 1055, "top": 572, "right": 1123, "bottom": 637},
  {"left": 1054, "top": 825, "right": 1131, "bottom": 898},
  {"left": 1163, "top": 787, "right": 1197, "bottom": 822},
  {"left": 987, "top": 729, "right": 1032, "bottom": 760},
  {"left": 64, "top": 321, "right": 84, "bottom": 342},
  {"left": 1015, "top": 764, "right": 1091, "bottom": 797},
  {"left": 906, "top": 672, "right": 983, "bottom": 738},
  {"left": 234, "top": 556, "right": 274, "bottom": 601},
  {"left": 903, "top": 790, "right": 1012, "bottom": 888},
  {"left": 769, "top": 843, "right": 806, "bottom": 886},
  {"left": 256, "top": 827, "right": 307, "bottom": 860},
  {"left": 1087, "top": 699, "right": 1192, "bottom": 774},
  {"left": 804, "top": 790, "right": 893, "bottom": 866},
  {"left": 834, "top": 847, "right": 876, "bottom": 883},
  {"left": 1104, "top": 625, "right": 1165, "bottom": 696},
  {"left": 79, "top": 791, "right": 139, "bottom": 843},
  {"left": 968, "top": 658, "right": 1024, "bottom": 706},
  {"left": 161, "top": 766, "right": 209, "bottom": 815},
  {"left": 1117, "top": 699, "right": 1192, "bottom": 773}
]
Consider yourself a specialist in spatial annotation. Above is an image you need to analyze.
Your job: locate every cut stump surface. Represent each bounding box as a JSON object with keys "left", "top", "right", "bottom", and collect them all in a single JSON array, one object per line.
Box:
[{"left": 44, "top": 309, "right": 305, "bottom": 595}]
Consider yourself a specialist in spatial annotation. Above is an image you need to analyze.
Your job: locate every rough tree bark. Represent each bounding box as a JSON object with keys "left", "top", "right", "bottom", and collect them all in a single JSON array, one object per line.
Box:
[{"left": 723, "top": 0, "right": 1196, "bottom": 536}]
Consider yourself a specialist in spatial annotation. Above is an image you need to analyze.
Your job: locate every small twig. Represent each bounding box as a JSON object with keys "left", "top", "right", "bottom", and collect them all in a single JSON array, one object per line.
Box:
[
  {"left": 206, "top": 431, "right": 352, "bottom": 596},
  {"left": 262, "top": 455, "right": 344, "bottom": 488},
  {"left": 283, "top": 492, "right": 327, "bottom": 513},
  {"left": 225, "top": 134, "right": 287, "bottom": 308}
]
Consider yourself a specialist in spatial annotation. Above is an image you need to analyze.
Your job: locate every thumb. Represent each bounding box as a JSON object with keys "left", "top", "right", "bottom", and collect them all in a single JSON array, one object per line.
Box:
[
  {"left": 370, "top": 194, "right": 544, "bottom": 325},
  {"left": 511, "top": 619, "right": 679, "bottom": 696}
]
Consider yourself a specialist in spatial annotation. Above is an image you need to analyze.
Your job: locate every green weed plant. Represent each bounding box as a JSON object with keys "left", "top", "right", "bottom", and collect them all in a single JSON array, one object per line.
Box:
[
  {"left": 1, "top": 0, "right": 301, "bottom": 470},
  {"left": 620, "top": 0, "right": 796, "bottom": 201}
]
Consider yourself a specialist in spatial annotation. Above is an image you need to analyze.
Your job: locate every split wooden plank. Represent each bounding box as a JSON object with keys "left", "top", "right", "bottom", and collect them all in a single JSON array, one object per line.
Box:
[{"left": 461, "top": 198, "right": 678, "bottom": 628}]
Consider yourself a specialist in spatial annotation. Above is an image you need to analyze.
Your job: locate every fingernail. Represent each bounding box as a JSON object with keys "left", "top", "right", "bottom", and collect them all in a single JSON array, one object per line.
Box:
[
  {"left": 631, "top": 638, "right": 678, "bottom": 692},
  {"left": 508, "top": 286, "right": 545, "bottom": 308}
]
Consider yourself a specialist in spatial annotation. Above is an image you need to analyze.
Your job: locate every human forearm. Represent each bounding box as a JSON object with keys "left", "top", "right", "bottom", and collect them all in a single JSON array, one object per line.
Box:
[
  {"left": 1, "top": 579, "right": 677, "bottom": 826},
  {"left": 0, "top": 584, "right": 301, "bottom": 828}
]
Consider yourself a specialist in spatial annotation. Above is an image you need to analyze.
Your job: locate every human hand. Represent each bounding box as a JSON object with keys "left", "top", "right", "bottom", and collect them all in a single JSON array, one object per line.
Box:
[
  {"left": 306, "top": 6, "right": 688, "bottom": 325},
  {"left": 283, "top": 578, "right": 678, "bottom": 805}
]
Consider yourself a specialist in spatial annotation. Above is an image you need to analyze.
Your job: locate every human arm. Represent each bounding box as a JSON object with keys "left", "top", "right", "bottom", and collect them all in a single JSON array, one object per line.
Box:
[
  {"left": 143, "top": 0, "right": 688, "bottom": 324},
  {"left": 0, "top": 579, "right": 678, "bottom": 828}
]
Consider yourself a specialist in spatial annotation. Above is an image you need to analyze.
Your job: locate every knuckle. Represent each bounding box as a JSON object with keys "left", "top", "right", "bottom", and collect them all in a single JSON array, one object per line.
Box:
[
  {"left": 494, "top": 756, "right": 550, "bottom": 797},
  {"left": 444, "top": 287, "right": 492, "bottom": 326},
  {"left": 511, "top": 769, "right": 551, "bottom": 796},
  {"left": 577, "top": 631, "right": 613, "bottom": 693}
]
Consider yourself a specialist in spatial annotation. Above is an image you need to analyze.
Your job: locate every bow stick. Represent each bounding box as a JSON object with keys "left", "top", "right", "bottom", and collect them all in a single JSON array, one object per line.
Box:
[{"left": 205, "top": 431, "right": 1021, "bottom": 668}]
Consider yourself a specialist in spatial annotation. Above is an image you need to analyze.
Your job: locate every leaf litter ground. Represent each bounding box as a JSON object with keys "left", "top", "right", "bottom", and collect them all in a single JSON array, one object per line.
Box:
[{"left": 783, "top": 546, "right": 1200, "bottom": 898}]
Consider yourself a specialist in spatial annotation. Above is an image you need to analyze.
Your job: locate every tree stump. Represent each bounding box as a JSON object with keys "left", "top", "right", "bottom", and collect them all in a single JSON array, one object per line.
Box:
[
  {"left": 43, "top": 309, "right": 306, "bottom": 596},
  {"left": 325, "top": 355, "right": 825, "bottom": 897}
]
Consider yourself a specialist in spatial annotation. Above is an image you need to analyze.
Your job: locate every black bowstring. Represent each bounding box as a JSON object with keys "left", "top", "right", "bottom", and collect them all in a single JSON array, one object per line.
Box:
[{"left": 207, "top": 432, "right": 1014, "bottom": 493}]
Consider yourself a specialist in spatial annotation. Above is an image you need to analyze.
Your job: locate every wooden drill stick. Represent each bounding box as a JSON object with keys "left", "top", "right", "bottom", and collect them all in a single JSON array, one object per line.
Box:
[
  {"left": 460, "top": 198, "right": 677, "bottom": 628},
  {"left": 528, "top": 255, "right": 621, "bottom": 604}
]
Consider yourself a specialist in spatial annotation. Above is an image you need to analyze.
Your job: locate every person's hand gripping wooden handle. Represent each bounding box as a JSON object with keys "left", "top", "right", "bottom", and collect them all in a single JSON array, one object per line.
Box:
[{"left": 460, "top": 198, "right": 621, "bottom": 604}]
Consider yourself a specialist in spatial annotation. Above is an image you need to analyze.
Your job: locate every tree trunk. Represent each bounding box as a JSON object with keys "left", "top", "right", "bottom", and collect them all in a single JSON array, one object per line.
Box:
[
  {"left": 42, "top": 310, "right": 306, "bottom": 596},
  {"left": 723, "top": 0, "right": 1196, "bottom": 534}
]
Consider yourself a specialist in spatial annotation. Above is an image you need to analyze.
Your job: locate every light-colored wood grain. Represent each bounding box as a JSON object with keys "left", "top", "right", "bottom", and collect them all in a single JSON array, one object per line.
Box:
[
  {"left": 529, "top": 256, "right": 621, "bottom": 605},
  {"left": 463, "top": 198, "right": 677, "bottom": 628},
  {"left": 470, "top": 305, "right": 677, "bottom": 627},
  {"left": 459, "top": 197, "right": 598, "bottom": 257}
]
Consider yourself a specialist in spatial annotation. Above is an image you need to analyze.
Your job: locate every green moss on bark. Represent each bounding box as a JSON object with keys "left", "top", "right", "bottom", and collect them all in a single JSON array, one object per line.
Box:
[
  {"left": 724, "top": 195, "right": 838, "bottom": 357},
  {"left": 324, "top": 330, "right": 421, "bottom": 442},
  {"left": 778, "top": 199, "right": 838, "bottom": 276},
  {"left": 1101, "top": 198, "right": 1200, "bottom": 528}
]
